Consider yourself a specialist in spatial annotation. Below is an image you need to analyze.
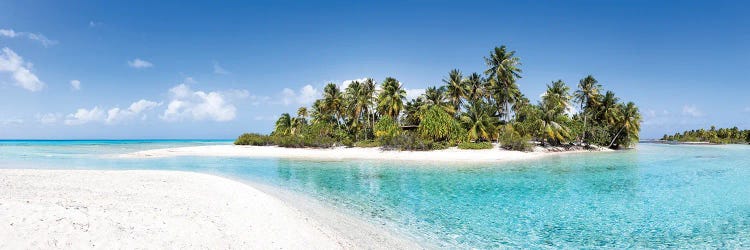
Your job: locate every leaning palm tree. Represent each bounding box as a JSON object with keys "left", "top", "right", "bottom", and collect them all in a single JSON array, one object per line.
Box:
[
  {"left": 573, "top": 75, "right": 602, "bottom": 143},
  {"left": 460, "top": 100, "right": 497, "bottom": 142},
  {"left": 484, "top": 45, "right": 522, "bottom": 122},
  {"left": 377, "top": 77, "right": 406, "bottom": 120},
  {"left": 443, "top": 69, "right": 465, "bottom": 113},
  {"left": 608, "top": 102, "right": 641, "bottom": 148}
]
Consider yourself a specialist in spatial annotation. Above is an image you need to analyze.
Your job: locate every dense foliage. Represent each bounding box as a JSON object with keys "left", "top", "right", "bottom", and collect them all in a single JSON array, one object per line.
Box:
[
  {"left": 238, "top": 45, "right": 642, "bottom": 151},
  {"left": 234, "top": 133, "right": 273, "bottom": 146},
  {"left": 661, "top": 126, "right": 750, "bottom": 144},
  {"left": 457, "top": 142, "right": 494, "bottom": 150}
]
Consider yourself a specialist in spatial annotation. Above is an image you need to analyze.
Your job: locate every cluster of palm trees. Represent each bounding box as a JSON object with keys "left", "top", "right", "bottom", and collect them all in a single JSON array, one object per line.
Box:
[
  {"left": 662, "top": 126, "right": 750, "bottom": 144},
  {"left": 271, "top": 45, "right": 642, "bottom": 149}
]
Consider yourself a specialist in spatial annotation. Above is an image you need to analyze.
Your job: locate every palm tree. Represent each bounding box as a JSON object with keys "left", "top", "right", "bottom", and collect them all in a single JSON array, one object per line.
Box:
[
  {"left": 484, "top": 45, "right": 522, "bottom": 122},
  {"left": 344, "top": 80, "right": 365, "bottom": 138},
  {"left": 361, "top": 78, "right": 377, "bottom": 139},
  {"left": 538, "top": 82, "right": 571, "bottom": 145},
  {"left": 573, "top": 75, "right": 601, "bottom": 143},
  {"left": 537, "top": 103, "right": 570, "bottom": 146},
  {"left": 464, "top": 72, "right": 485, "bottom": 103},
  {"left": 543, "top": 80, "right": 571, "bottom": 111},
  {"left": 377, "top": 77, "right": 406, "bottom": 120},
  {"left": 291, "top": 107, "right": 308, "bottom": 135},
  {"left": 274, "top": 113, "right": 292, "bottom": 136},
  {"left": 608, "top": 102, "right": 641, "bottom": 148},
  {"left": 598, "top": 91, "right": 620, "bottom": 126},
  {"left": 443, "top": 69, "right": 465, "bottom": 113},
  {"left": 297, "top": 107, "right": 308, "bottom": 120},
  {"left": 322, "top": 83, "right": 344, "bottom": 126},
  {"left": 460, "top": 100, "right": 497, "bottom": 141},
  {"left": 423, "top": 86, "right": 453, "bottom": 114},
  {"left": 403, "top": 97, "right": 427, "bottom": 126}
]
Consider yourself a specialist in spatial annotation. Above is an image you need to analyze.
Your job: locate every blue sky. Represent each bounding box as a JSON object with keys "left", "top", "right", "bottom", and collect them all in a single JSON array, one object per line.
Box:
[{"left": 0, "top": 0, "right": 748, "bottom": 139}]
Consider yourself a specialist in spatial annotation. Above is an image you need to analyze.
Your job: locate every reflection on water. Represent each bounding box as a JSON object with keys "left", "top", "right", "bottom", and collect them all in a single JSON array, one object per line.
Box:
[{"left": 1, "top": 141, "right": 750, "bottom": 248}]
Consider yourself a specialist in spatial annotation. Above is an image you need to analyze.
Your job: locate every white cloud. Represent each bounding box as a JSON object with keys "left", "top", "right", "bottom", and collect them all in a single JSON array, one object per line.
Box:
[
  {"left": 213, "top": 61, "right": 229, "bottom": 74},
  {"left": 106, "top": 99, "right": 160, "bottom": 124},
  {"left": 682, "top": 105, "right": 703, "bottom": 117},
  {"left": 0, "top": 47, "right": 45, "bottom": 91},
  {"left": 64, "top": 100, "right": 160, "bottom": 125},
  {"left": 1, "top": 118, "right": 23, "bottom": 126},
  {"left": 128, "top": 58, "right": 153, "bottom": 69},
  {"left": 36, "top": 113, "right": 62, "bottom": 124},
  {"left": 64, "top": 107, "right": 105, "bottom": 125},
  {"left": 280, "top": 84, "right": 320, "bottom": 106},
  {"left": 405, "top": 88, "right": 425, "bottom": 101},
  {"left": 0, "top": 29, "right": 15, "bottom": 37},
  {"left": 161, "top": 84, "right": 242, "bottom": 122},
  {"left": 0, "top": 29, "right": 57, "bottom": 47},
  {"left": 341, "top": 78, "right": 368, "bottom": 89},
  {"left": 70, "top": 80, "right": 81, "bottom": 90}
]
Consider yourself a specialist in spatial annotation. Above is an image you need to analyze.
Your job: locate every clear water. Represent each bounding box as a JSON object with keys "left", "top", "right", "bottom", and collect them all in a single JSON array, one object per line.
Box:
[{"left": 1, "top": 140, "right": 749, "bottom": 248}]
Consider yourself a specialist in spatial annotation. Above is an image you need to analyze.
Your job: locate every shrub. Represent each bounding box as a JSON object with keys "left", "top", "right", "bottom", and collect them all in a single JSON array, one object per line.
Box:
[
  {"left": 381, "top": 131, "right": 444, "bottom": 151},
  {"left": 339, "top": 137, "right": 354, "bottom": 147},
  {"left": 234, "top": 133, "right": 274, "bottom": 146},
  {"left": 272, "top": 135, "right": 304, "bottom": 148},
  {"left": 374, "top": 116, "right": 400, "bottom": 143},
  {"left": 354, "top": 140, "right": 380, "bottom": 148},
  {"left": 458, "top": 142, "right": 493, "bottom": 150},
  {"left": 499, "top": 129, "right": 533, "bottom": 152},
  {"left": 418, "top": 106, "right": 464, "bottom": 142},
  {"left": 272, "top": 134, "right": 337, "bottom": 148},
  {"left": 431, "top": 141, "right": 450, "bottom": 150}
]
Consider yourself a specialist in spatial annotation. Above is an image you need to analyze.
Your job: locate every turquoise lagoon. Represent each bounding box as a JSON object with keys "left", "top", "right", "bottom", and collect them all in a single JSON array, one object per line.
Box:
[{"left": 1, "top": 140, "right": 749, "bottom": 248}]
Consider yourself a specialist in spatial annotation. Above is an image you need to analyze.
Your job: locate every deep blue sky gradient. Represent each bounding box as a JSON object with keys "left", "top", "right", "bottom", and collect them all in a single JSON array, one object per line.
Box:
[{"left": 1, "top": 1, "right": 748, "bottom": 139}]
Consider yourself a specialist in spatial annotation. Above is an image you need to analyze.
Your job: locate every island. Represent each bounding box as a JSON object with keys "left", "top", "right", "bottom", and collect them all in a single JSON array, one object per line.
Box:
[
  {"left": 660, "top": 126, "right": 750, "bottom": 144},
  {"left": 234, "top": 45, "right": 642, "bottom": 155}
]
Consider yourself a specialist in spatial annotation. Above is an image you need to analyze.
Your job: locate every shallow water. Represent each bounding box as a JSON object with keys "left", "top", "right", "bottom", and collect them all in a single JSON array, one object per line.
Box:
[{"left": 1, "top": 140, "right": 749, "bottom": 248}]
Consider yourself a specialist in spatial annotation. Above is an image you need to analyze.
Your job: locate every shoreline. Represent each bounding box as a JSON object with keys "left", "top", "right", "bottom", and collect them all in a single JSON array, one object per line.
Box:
[
  {"left": 119, "top": 144, "right": 614, "bottom": 163},
  {"left": 0, "top": 169, "right": 418, "bottom": 249}
]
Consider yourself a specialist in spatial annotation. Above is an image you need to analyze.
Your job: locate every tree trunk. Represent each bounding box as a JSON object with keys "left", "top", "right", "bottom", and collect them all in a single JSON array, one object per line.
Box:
[
  {"left": 608, "top": 125, "right": 626, "bottom": 148},
  {"left": 581, "top": 103, "right": 587, "bottom": 145}
]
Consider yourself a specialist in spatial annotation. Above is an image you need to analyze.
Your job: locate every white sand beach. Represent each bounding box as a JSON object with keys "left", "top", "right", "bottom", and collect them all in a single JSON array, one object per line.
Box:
[
  {"left": 0, "top": 169, "right": 418, "bottom": 249},
  {"left": 121, "top": 144, "right": 612, "bottom": 163}
]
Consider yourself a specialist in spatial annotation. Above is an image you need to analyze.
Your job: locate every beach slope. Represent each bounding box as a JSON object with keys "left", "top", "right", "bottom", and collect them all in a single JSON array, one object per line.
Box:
[
  {"left": 0, "top": 169, "right": 416, "bottom": 249},
  {"left": 122, "top": 144, "right": 611, "bottom": 163}
]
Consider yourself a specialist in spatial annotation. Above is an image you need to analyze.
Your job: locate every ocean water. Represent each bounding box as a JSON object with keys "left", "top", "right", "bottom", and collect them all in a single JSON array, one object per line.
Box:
[{"left": 1, "top": 140, "right": 749, "bottom": 248}]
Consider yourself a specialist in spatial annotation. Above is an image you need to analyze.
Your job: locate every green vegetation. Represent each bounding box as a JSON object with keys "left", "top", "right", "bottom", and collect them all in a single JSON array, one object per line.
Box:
[
  {"left": 661, "top": 126, "right": 750, "bottom": 144},
  {"left": 234, "top": 133, "right": 273, "bottom": 146},
  {"left": 457, "top": 142, "right": 494, "bottom": 150},
  {"left": 236, "top": 45, "right": 642, "bottom": 150}
]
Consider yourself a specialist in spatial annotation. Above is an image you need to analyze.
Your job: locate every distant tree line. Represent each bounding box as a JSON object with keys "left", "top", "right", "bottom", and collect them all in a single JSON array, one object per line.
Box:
[
  {"left": 662, "top": 126, "right": 750, "bottom": 144},
  {"left": 236, "top": 45, "right": 642, "bottom": 151}
]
